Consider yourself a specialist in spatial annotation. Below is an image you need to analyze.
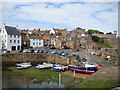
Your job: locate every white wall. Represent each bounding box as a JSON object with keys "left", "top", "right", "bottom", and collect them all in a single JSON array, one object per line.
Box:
[
  {"left": 1, "top": 26, "right": 22, "bottom": 51},
  {"left": 30, "top": 39, "right": 43, "bottom": 48},
  {"left": 7, "top": 35, "right": 21, "bottom": 50},
  {"left": 49, "top": 29, "right": 55, "bottom": 34}
]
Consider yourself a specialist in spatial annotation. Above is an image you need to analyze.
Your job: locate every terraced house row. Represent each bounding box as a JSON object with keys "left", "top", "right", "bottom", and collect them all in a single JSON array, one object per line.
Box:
[{"left": 0, "top": 24, "right": 96, "bottom": 51}]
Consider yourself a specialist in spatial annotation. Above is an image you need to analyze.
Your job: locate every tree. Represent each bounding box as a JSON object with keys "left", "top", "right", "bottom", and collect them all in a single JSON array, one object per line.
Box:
[
  {"left": 91, "top": 36, "right": 100, "bottom": 42},
  {"left": 106, "top": 32, "right": 112, "bottom": 34},
  {"left": 87, "top": 29, "right": 104, "bottom": 35}
]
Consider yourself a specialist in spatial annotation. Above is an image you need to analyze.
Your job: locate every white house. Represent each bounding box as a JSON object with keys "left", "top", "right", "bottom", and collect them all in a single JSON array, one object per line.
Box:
[
  {"left": 1, "top": 24, "right": 22, "bottom": 51},
  {"left": 49, "top": 28, "right": 59, "bottom": 34},
  {"left": 30, "top": 35, "right": 43, "bottom": 48}
]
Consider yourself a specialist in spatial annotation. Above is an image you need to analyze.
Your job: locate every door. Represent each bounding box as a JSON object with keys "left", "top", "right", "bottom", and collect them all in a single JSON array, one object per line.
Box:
[{"left": 12, "top": 46, "right": 16, "bottom": 50}]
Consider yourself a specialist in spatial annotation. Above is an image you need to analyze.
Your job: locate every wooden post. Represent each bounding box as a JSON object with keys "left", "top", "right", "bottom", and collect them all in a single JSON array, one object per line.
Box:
[
  {"left": 86, "top": 67, "right": 87, "bottom": 77},
  {"left": 73, "top": 70, "right": 75, "bottom": 77},
  {"left": 59, "top": 73, "right": 61, "bottom": 87}
]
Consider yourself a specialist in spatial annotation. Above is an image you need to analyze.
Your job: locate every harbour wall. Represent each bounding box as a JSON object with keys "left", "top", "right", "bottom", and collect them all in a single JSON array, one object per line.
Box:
[{"left": 1, "top": 53, "right": 82, "bottom": 67}]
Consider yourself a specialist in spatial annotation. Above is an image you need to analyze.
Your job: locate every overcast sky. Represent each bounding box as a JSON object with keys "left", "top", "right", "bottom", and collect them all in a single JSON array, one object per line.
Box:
[{"left": 1, "top": 0, "right": 119, "bottom": 34}]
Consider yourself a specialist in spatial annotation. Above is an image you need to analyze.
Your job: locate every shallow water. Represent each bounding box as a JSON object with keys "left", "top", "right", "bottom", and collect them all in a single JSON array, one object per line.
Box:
[{"left": 2, "top": 70, "right": 64, "bottom": 88}]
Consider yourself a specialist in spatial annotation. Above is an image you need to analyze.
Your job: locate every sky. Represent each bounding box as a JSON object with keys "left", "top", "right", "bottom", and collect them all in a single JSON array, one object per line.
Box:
[{"left": 0, "top": 0, "right": 119, "bottom": 35}]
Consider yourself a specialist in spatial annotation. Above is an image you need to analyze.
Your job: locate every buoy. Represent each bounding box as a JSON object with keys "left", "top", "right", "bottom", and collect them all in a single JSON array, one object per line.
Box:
[{"left": 98, "top": 63, "right": 102, "bottom": 67}]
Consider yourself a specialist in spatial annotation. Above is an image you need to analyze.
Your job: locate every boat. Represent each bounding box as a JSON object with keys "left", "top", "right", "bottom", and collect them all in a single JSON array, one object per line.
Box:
[
  {"left": 43, "top": 62, "right": 54, "bottom": 68},
  {"left": 16, "top": 62, "right": 32, "bottom": 69},
  {"left": 69, "top": 62, "right": 97, "bottom": 75},
  {"left": 52, "top": 64, "right": 68, "bottom": 72},
  {"left": 36, "top": 62, "right": 53, "bottom": 69}
]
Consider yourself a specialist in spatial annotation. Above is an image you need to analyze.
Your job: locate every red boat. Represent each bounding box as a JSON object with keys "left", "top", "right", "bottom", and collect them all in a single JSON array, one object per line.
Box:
[{"left": 71, "top": 69, "right": 95, "bottom": 75}]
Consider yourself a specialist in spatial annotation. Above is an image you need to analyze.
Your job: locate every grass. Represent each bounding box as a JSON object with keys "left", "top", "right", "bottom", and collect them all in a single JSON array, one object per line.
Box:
[
  {"left": 7, "top": 67, "right": 82, "bottom": 88},
  {"left": 75, "top": 79, "right": 118, "bottom": 88}
]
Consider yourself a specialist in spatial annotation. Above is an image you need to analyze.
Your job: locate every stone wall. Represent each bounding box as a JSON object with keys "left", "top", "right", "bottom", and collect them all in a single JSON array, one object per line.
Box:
[{"left": 2, "top": 53, "right": 81, "bottom": 66}]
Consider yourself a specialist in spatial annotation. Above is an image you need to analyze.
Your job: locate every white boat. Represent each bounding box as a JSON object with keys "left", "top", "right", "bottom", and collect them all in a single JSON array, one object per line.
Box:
[
  {"left": 16, "top": 62, "right": 32, "bottom": 69},
  {"left": 52, "top": 64, "right": 68, "bottom": 71},
  {"left": 36, "top": 64, "right": 45, "bottom": 69},
  {"left": 43, "top": 62, "right": 53, "bottom": 68},
  {"left": 36, "top": 62, "right": 53, "bottom": 69}
]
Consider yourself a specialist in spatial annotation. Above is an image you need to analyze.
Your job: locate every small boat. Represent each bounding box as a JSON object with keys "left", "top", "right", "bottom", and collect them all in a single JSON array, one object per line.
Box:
[
  {"left": 43, "top": 62, "right": 54, "bottom": 68},
  {"left": 52, "top": 64, "right": 68, "bottom": 72},
  {"left": 69, "top": 62, "right": 97, "bottom": 75},
  {"left": 36, "top": 62, "right": 52, "bottom": 69},
  {"left": 16, "top": 62, "right": 32, "bottom": 69}
]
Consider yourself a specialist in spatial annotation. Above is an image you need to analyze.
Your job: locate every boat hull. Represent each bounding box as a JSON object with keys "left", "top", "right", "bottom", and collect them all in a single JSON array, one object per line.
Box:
[
  {"left": 69, "top": 66, "right": 97, "bottom": 71},
  {"left": 52, "top": 67, "right": 65, "bottom": 71},
  {"left": 69, "top": 66, "right": 96, "bottom": 75},
  {"left": 71, "top": 69, "right": 95, "bottom": 75}
]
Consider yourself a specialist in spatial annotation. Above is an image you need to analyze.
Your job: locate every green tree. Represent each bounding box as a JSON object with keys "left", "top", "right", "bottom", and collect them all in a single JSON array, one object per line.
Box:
[
  {"left": 91, "top": 36, "right": 100, "bottom": 42},
  {"left": 87, "top": 29, "right": 104, "bottom": 35},
  {"left": 106, "top": 32, "right": 112, "bottom": 34}
]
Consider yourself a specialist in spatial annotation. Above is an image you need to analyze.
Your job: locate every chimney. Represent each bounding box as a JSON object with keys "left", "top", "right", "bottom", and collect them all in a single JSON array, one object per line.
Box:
[
  {"left": 114, "top": 31, "right": 117, "bottom": 35},
  {"left": 16, "top": 25, "right": 19, "bottom": 29},
  {"left": 3, "top": 23, "right": 6, "bottom": 27}
]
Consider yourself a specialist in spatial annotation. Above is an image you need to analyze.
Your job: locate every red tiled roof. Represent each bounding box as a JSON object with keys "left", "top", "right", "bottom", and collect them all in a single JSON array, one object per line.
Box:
[
  {"left": 89, "top": 43, "right": 95, "bottom": 46},
  {"left": 40, "top": 30, "right": 51, "bottom": 33},
  {"left": 41, "top": 35, "right": 50, "bottom": 40},
  {"left": 59, "top": 30, "right": 65, "bottom": 31},
  {"left": 33, "top": 29, "right": 40, "bottom": 33}
]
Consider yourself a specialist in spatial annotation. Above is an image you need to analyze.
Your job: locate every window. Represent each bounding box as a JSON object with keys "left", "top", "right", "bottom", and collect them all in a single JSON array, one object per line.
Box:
[
  {"left": 33, "top": 43, "right": 35, "bottom": 45},
  {"left": 10, "top": 40, "right": 12, "bottom": 43},
  {"left": 10, "top": 35, "right": 12, "bottom": 38},
  {"left": 39, "top": 43, "right": 41, "bottom": 45},
  {"left": 14, "top": 40, "right": 16, "bottom": 43},
  {"left": 18, "top": 36, "right": 19, "bottom": 38},
  {"left": 18, "top": 40, "right": 19, "bottom": 43},
  {"left": 14, "top": 35, "right": 16, "bottom": 38}
]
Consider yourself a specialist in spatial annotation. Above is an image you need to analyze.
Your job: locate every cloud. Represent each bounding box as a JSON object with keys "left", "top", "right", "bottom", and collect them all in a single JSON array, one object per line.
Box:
[{"left": 1, "top": 2, "right": 118, "bottom": 34}]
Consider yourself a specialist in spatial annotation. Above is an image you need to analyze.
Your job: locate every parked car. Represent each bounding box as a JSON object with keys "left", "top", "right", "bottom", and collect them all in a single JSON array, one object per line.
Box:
[
  {"left": 43, "top": 50, "right": 49, "bottom": 53},
  {"left": 90, "top": 52, "right": 96, "bottom": 55},
  {"left": 61, "top": 52, "right": 69, "bottom": 56},
  {"left": 17, "top": 49, "right": 23, "bottom": 53},
  {"left": 51, "top": 50, "right": 58, "bottom": 54},
  {"left": 23, "top": 49, "right": 31, "bottom": 53},
  {"left": 50, "top": 46, "right": 56, "bottom": 49},
  {"left": 58, "top": 52, "right": 64, "bottom": 55},
  {"left": 34, "top": 50, "right": 39, "bottom": 53},
  {"left": 39, "top": 50, "right": 44, "bottom": 53},
  {"left": 31, "top": 49, "right": 34, "bottom": 53},
  {"left": 3, "top": 49, "right": 11, "bottom": 54}
]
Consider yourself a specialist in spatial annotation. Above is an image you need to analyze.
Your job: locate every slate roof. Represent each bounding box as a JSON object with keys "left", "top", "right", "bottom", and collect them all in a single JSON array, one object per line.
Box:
[{"left": 5, "top": 26, "right": 21, "bottom": 36}]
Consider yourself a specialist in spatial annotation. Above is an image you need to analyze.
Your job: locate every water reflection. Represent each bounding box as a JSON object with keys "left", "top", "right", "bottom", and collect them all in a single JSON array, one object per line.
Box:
[{"left": 2, "top": 71, "right": 64, "bottom": 88}]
